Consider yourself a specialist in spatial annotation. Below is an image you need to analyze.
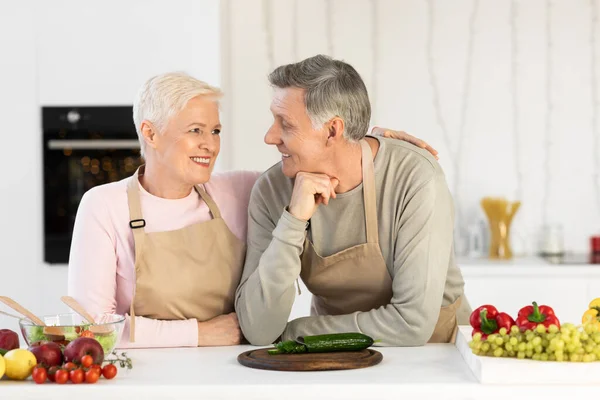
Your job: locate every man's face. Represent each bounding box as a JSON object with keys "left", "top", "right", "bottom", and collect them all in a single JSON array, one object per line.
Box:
[{"left": 265, "top": 87, "right": 328, "bottom": 178}]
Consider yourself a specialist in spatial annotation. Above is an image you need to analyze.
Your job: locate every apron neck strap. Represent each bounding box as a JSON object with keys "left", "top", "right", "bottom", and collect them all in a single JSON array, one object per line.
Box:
[
  {"left": 195, "top": 185, "right": 222, "bottom": 219},
  {"left": 126, "top": 167, "right": 145, "bottom": 230},
  {"left": 359, "top": 140, "right": 379, "bottom": 244},
  {"left": 126, "top": 166, "right": 147, "bottom": 250},
  {"left": 126, "top": 166, "right": 145, "bottom": 343}
]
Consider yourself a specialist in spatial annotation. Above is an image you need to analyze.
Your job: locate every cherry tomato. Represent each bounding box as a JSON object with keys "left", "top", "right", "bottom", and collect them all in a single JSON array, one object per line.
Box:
[
  {"left": 91, "top": 364, "right": 102, "bottom": 375},
  {"left": 85, "top": 369, "right": 100, "bottom": 384},
  {"left": 80, "top": 330, "right": 94, "bottom": 338},
  {"left": 81, "top": 355, "right": 93, "bottom": 368},
  {"left": 32, "top": 366, "right": 47, "bottom": 384},
  {"left": 102, "top": 364, "right": 118, "bottom": 379},
  {"left": 55, "top": 369, "right": 69, "bottom": 384},
  {"left": 63, "top": 362, "right": 77, "bottom": 371},
  {"left": 69, "top": 368, "right": 84, "bottom": 384},
  {"left": 47, "top": 365, "right": 60, "bottom": 382}
]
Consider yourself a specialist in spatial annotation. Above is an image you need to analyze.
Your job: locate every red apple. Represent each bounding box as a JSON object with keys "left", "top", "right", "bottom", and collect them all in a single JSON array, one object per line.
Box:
[
  {"left": 63, "top": 337, "right": 104, "bottom": 365},
  {"left": 0, "top": 329, "right": 19, "bottom": 351},
  {"left": 28, "top": 341, "right": 64, "bottom": 367}
]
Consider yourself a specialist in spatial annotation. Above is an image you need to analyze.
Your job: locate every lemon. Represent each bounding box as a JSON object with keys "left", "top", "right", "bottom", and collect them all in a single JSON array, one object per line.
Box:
[
  {"left": 4, "top": 349, "right": 36, "bottom": 380},
  {"left": 0, "top": 354, "right": 5, "bottom": 379}
]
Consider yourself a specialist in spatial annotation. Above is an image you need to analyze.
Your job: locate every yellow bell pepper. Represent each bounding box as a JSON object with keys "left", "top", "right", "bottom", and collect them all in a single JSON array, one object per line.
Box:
[{"left": 582, "top": 298, "right": 600, "bottom": 327}]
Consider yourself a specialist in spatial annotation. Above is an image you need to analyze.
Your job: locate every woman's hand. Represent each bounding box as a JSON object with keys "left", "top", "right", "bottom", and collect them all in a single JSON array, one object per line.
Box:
[
  {"left": 197, "top": 312, "right": 243, "bottom": 346},
  {"left": 371, "top": 127, "right": 439, "bottom": 160}
]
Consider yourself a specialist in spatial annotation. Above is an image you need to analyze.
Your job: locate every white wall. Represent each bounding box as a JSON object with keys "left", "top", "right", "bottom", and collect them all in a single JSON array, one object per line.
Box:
[
  {"left": 221, "top": 0, "right": 600, "bottom": 256},
  {"left": 0, "top": 0, "right": 220, "bottom": 336},
  {"left": 36, "top": 0, "right": 221, "bottom": 105},
  {"left": 0, "top": 0, "right": 45, "bottom": 336}
]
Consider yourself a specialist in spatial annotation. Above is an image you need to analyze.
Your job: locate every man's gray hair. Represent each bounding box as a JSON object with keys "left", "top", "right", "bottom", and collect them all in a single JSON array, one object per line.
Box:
[{"left": 268, "top": 55, "right": 371, "bottom": 142}]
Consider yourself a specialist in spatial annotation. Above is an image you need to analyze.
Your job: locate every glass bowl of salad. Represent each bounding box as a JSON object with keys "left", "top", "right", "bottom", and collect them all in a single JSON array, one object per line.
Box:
[{"left": 19, "top": 313, "right": 124, "bottom": 355}]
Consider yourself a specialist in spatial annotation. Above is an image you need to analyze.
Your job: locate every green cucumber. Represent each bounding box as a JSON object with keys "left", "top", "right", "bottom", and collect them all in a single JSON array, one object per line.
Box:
[{"left": 295, "top": 332, "right": 374, "bottom": 353}]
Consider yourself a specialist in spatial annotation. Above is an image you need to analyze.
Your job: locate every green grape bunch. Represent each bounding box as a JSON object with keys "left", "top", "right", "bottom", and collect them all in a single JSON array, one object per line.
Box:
[{"left": 468, "top": 322, "right": 600, "bottom": 362}]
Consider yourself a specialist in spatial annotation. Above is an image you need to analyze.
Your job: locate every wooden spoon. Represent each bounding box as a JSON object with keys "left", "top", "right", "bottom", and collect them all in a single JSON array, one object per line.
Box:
[
  {"left": 60, "top": 296, "right": 113, "bottom": 335},
  {"left": 0, "top": 296, "right": 65, "bottom": 341}
]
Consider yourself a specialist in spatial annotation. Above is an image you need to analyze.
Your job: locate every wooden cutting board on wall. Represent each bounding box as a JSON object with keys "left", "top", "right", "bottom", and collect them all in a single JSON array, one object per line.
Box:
[{"left": 237, "top": 348, "right": 383, "bottom": 371}]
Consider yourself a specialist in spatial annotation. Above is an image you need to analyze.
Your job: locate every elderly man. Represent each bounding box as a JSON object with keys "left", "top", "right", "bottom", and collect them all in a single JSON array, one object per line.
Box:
[{"left": 235, "top": 55, "right": 470, "bottom": 346}]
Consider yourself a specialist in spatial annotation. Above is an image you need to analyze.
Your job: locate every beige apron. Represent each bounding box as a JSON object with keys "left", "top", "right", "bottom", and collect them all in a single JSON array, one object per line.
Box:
[
  {"left": 127, "top": 166, "right": 246, "bottom": 342},
  {"left": 300, "top": 140, "right": 462, "bottom": 344}
]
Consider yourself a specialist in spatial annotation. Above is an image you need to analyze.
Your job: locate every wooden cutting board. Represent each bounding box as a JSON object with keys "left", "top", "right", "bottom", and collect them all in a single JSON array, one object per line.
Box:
[{"left": 237, "top": 348, "right": 383, "bottom": 371}]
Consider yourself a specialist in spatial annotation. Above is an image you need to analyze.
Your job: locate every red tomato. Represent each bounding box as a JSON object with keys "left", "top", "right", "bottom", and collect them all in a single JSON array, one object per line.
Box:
[
  {"left": 32, "top": 366, "right": 47, "bottom": 384},
  {"left": 47, "top": 366, "right": 60, "bottom": 382},
  {"left": 91, "top": 364, "right": 102, "bottom": 375},
  {"left": 85, "top": 369, "right": 100, "bottom": 384},
  {"left": 102, "top": 364, "right": 117, "bottom": 379},
  {"left": 55, "top": 369, "right": 69, "bottom": 384},
  {"left": 80, "top": 330, "right": 94, "bottom": 338},
  {"left": 69, "top": 368, "right": 84, "bottom": 384},
  {"left": 63, "top": 362, "right": 77, "bottom": 371},
  {"left": 81, "top": 355, "right": 93, "bottom": 368}
]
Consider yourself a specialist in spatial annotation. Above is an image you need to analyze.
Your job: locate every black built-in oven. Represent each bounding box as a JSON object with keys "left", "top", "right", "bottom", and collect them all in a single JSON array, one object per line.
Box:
[{"left": 43, "top": 106, "right": 143, "bottom": 264}]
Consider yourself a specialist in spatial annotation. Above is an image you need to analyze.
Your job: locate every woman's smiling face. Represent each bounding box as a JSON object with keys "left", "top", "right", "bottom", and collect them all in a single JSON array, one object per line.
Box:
[{"left": 153, "top": 95, "right": 222, "bottom": 185}]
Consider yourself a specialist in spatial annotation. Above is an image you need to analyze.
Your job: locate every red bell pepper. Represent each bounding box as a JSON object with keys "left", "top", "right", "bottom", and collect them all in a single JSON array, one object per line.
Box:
[
  {"left": 516, "top": 301, "right": 560, "bottom": 331},
  {"left": 469, "top": 305, "right": 516, "bottom": 339}
]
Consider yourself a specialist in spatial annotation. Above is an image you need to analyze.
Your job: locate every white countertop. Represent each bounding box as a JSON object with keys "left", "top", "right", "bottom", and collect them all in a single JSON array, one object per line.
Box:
[{"left": 2, "top": 340, "right": 599, "bottom": 399}]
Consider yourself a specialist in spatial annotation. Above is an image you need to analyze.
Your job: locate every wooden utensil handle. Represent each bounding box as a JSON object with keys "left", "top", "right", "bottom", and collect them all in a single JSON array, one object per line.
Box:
[
  {"left": 0, "top": 296, "right": 45, "bottom": 325},
  {"left": 60, "top": 296, "right": 96, "bottom": 324}
]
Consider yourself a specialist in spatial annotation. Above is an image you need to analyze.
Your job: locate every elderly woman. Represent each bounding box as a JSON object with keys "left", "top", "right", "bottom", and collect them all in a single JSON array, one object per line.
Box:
[{"left": 67, "top": 72, "right": 438, "bottom": 348}]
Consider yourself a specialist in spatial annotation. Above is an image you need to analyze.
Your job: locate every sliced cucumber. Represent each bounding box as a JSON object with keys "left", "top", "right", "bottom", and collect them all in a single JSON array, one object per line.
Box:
[{"left": 268, "top": 340, "right": 307, "bottom": 355}]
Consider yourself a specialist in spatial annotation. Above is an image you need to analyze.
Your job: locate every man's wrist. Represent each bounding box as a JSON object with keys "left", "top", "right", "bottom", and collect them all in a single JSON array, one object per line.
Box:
[
  {"left": 282, "top": 207, "right": 310, "bottom": 230},
  {"left": 285, "top": 206, "right": 310, "bottom": 229}
]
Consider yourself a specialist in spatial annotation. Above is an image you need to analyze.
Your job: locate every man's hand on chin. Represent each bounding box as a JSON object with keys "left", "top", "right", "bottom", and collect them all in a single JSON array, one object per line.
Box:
[{"left": 288, "top": 172, "right": 339, "bottom": 221}]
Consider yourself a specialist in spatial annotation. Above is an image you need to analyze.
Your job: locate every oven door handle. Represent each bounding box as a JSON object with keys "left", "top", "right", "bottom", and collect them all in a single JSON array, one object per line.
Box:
[{"left": 47, "top": 140, "right": 140, "bottom": 150}]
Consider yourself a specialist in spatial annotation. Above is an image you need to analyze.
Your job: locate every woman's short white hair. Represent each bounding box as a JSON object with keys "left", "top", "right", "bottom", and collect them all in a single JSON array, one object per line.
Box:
[{"left": 133, "top": 72, "right": 222, "bottom": 156}]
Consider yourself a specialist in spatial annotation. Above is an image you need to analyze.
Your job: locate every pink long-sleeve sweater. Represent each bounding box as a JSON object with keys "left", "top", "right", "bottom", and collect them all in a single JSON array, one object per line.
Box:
[{"left": 67, "top": 170, "right": 260, "bottom": 349}]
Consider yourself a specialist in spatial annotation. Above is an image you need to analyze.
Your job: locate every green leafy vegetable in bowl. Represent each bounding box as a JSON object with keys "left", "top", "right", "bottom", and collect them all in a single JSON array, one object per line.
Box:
[
  {"left": 27, "top": 325, "right": 47, "bottom": 344},
  {"left": 95, "top": 331, "right": 119, "bottom": 354}
]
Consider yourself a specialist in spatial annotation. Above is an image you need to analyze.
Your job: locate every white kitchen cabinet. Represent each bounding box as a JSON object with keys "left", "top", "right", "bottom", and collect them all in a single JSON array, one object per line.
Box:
[
  {"left": 35, "top": 0, "right": 220, "bottom": 105},
  {"left": 586, "top": 278, "right": 600, "bottom": 308},
  {"left": 459, "top": 257, "right": 598, "bottom": 324},
  {"left": 463, "top": 276, "right": 587, "bottom": 325}
]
